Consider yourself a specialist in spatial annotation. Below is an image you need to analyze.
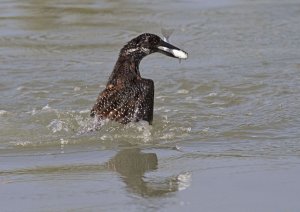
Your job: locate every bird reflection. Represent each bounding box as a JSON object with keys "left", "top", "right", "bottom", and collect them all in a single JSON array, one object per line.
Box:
[
  {"left": 0, "top": 148, "right": 190, "bottom": 198},
  {"left": 105, "top": 148, "right": 189, "bottom": 197}
]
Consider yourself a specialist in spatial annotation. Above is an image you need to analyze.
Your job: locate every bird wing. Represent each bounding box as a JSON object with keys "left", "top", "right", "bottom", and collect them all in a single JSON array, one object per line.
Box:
[{"left": 91, "top": 79, "right": 154, "bottom": 124}]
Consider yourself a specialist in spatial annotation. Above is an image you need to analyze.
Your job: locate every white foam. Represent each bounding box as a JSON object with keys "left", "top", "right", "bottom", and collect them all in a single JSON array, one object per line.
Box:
[
  {"left": 16, "top": 86, "right": 25, "bottom": 91},
  {"left": 207, "top": 92, "right": 218, "bottom": 97},
  {"left": 177, "top": 172, "right": 192, "bottom": 191},
  {"left": 79, "top": 109, "right": 90, "bottom": 114},
  {"left": 60, "top": 138, "right": 68, "bottom": 154},
  {"left": 0, "top": 110, "right": 8, "bottom": 115},
  {"left": 76, "top": 117, "right": 108, "bottom": 134},
  {"left": 136, "top": 121, "right": 152, "bottom": 142},
  {"left": 42, "top": 104, "right": 51, "bottom": 110},
  {"left": 48, "top": 119, "right": 69, "bottom": 133},
  {"left": 60, "top": 138, "right": 68, "bottom": 145},
  {"left": 27, "top": 108, "right": 37, "bottom": 115},
  {"left": 73, "top": 86, "right": 81, "bottom": 91},
  {"left": 10, "top": 141, "right": 31, "bottom": 146},
  {"left": 177, "top": 89, "right": 189, "bottom": 94}
]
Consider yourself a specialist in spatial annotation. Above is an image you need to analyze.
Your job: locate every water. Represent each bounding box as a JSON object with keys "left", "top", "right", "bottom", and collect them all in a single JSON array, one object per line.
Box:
[{"left": 1, "top": 0, "right": 300, "bottom": 211}]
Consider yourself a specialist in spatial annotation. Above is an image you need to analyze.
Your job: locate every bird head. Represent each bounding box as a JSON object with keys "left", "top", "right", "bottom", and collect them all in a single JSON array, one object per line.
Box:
[{"left": 121, "top": 33, "right": 188, "bottom": 61}]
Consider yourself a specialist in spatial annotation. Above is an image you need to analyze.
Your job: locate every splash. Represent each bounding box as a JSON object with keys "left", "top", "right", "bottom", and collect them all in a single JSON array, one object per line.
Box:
[
  {"left": 127, "top": 120, "right": 152, "bottom": 142},
  {"left": 15, "top": 104, "right": 191, "bottom": 147},
  {"left": 177, "top": 172, "right": 192, "bottom": 191},
  {"left": 47, "top": 119, "right": 69, "bottom": 133},
  {"left": 10, "top": 141, "right": 32, "bottom": 147},
  {"left": 161, "top": 28, "right": 187, "bottom": 63},
  {"left": 76, "top": 116, "right": 108, "bottom": 135},
  {"left": 161, "top": 28, "right": 174, "bottom": 43},
  {"left": 60, "top": 138, "right": 68, "bottom": 154}
]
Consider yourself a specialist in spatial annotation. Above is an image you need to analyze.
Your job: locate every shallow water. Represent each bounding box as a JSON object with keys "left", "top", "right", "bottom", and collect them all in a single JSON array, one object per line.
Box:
[{"left": 1, "top": 0, "right": 300, "bottom": 211}]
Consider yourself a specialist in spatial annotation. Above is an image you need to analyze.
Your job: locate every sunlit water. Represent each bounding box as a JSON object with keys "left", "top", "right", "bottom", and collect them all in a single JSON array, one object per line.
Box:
[{"left": 1, "top": 0, "right": 300, "bottom": 211}]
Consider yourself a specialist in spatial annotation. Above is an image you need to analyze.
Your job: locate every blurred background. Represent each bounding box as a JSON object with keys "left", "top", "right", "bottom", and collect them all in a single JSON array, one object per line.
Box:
[{"left": 1, "top": 0, "right": 300, "bottom": 211}]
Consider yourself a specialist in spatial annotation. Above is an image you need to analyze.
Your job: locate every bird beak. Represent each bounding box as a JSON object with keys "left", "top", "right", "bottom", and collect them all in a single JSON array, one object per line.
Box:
[{"left": 157, "top": 40, "right": 188, "bottom": 59}]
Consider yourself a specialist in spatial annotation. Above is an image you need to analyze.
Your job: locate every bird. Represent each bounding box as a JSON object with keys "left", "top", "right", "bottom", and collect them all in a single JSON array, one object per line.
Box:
[{"left": 91, "top": 33, "right": 188, "bottom": 125}]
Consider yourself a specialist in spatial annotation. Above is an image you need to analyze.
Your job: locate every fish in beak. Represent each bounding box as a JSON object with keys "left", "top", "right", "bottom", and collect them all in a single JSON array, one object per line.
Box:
[{"left": 156, "top": 31, "right": 188, "bottom": 60}]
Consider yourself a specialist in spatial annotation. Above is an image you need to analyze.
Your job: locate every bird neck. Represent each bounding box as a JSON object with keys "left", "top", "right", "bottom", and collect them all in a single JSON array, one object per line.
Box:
[{"left": 107, "top": 55, "right": 142, "bottom": 86}]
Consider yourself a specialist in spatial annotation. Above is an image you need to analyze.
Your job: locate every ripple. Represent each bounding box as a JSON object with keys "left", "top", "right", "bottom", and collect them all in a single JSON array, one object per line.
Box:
[
  {"left": 0, "top": 110, "right": 8, "bottom": 116},
  {"left": 1, "top": 0, "right": 300, "bottom": 162}
]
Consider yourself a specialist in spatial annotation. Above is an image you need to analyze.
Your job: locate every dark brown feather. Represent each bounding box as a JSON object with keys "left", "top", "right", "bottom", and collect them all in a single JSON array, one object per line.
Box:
[{"left": 91, "top": 33, "right": 174, "bottom": 125}]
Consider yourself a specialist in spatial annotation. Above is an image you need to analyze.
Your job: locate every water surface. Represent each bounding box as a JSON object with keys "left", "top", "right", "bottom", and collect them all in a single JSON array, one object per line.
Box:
[{"left": 1, "top": 0, "right": 300, "bottom": 211}]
